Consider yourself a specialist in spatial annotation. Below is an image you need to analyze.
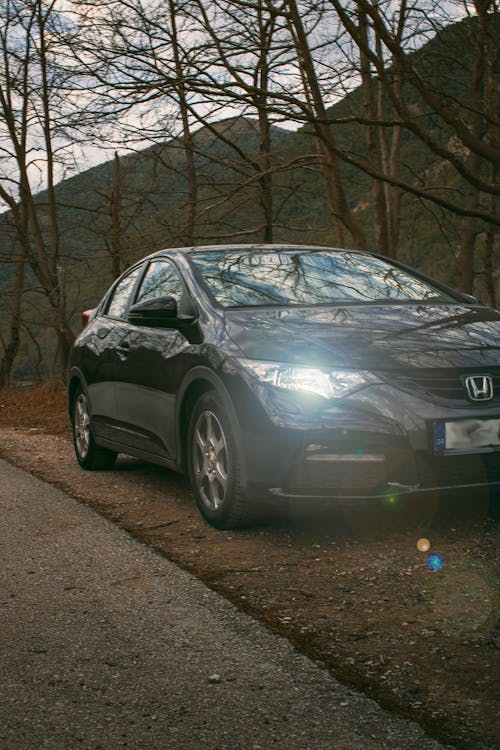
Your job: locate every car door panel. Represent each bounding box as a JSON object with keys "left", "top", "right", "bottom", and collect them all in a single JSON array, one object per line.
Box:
[
  {"left": 111, "top": 259, "right": 197, "bottom": 460},
  {"left": 82, "top": 266, "right": 144, "bottom": 443},
  {"left": 113, "top": 326, "right": 191, "bottom": 457}
]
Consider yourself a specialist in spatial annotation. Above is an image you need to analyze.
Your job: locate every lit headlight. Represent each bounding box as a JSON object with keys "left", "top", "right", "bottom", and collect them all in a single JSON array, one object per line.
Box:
[{"left": 239, "top": 359, "right": 377, "bottom": 399}]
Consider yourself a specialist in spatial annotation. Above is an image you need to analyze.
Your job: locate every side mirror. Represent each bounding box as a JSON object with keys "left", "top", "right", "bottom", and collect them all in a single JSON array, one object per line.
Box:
[
  {"left": 128, "top": 296, "right": 194, "bottom": 329},
  {"left": 461, "top": 293, "right": 482, "bottom": 305}
]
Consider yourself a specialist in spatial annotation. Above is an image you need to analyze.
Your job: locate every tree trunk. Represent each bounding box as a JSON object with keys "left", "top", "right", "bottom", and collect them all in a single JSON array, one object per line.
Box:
[
  {"left": 460, "top": 6, "right": 491, "bottom": 294},
  {"left": 377, "top": 57, "right": 403, "bottom": 258},
  {"left": 109, "top": 151, "right": 123, "bottom": 279},
  {"left": 0, "top": 247, "right": 25, "bottom": 388},
  {"left": 169, "top": 0, "right": 197, "bottom": 246},
  {"left": 459, "top": 178, "right": 479, "bottom": 294},
  {"left": 358, "top": 8, "right": 389, "bottom": 255},
  {"left": 258, "top": 108, "right": 274, "bottom": 243},
  {"left": 483, "top": 165, "right": 497, "bottom": 306},
  {"left": 256, "top": 4, "right": 274, "bottom": 243},
  {"left": 285, "top": 0, "right": 366, "bottom": 249}
]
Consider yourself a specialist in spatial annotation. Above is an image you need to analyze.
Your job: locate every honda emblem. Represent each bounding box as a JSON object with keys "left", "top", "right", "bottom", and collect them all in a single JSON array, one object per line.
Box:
[{"left": 464, "top": 375, "right": 494, "bottom": 402}]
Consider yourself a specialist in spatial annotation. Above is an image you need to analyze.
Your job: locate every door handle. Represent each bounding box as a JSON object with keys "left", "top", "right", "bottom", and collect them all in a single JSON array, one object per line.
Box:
[{"left": 117, "top": 340, "right": 130, "bottom": 360}]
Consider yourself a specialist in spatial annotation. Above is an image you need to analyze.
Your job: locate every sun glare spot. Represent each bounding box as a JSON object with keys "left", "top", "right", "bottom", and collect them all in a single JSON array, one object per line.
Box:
[
  {"left": 417, "top": 537, "right": 431, "bottom": 552},
  {"left": 426, "top": 553, "right": 445, "bottom": 572}
]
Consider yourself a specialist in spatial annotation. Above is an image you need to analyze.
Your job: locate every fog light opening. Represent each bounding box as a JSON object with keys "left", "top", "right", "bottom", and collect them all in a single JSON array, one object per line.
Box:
[{"left": 305, "top": 453, "right": 384, "bottom": 463}]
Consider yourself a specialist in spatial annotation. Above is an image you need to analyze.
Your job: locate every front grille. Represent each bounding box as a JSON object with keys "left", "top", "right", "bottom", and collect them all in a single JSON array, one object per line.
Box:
[
  {"left": 285, "top": 458, "right": 387, "bottom": 494},
  {"left": 386, "top": 367, "right": 500, "bottom": 403},
  {"left": 416, "top": 451, "right": 500, "bottom": 488},
  {"left": 285, "top": 449, "right": 500, "bottom": 496}
]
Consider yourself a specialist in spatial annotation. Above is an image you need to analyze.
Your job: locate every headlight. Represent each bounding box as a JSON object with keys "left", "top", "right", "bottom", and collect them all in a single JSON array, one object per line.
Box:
[{"left": 239, "top": 359, "right": 377, "bottom": 399}]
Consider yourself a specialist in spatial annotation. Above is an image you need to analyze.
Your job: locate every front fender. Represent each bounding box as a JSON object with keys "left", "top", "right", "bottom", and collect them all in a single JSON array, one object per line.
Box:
[{"left": 175, "top": 366, "right": 254, "bottom": 481}]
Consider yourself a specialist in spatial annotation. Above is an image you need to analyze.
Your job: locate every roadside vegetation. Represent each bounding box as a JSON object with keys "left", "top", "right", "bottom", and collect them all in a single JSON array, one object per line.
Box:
[{"left": 0, "top": 382, "right": 67, "bottom": 434}]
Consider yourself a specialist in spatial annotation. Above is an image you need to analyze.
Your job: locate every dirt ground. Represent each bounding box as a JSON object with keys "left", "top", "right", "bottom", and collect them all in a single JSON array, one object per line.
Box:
[{"left": 0, "top": 388, "right": 498, "bottom": 750}]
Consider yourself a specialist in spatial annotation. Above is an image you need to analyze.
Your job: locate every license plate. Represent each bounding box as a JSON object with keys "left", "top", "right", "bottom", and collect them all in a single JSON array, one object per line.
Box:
[{"left": 434, "top": 418, "right": 500, "bottom": 452}]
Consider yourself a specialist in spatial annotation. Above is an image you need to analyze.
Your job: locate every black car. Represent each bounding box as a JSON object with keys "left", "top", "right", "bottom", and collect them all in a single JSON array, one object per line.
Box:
[{"left": 68, "top": 244, "right": 500, "bottom": 528}]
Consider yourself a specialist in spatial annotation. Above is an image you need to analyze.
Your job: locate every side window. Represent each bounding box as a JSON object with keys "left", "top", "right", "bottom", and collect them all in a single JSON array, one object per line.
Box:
[
  {"left": 106, "top": 266, "right": 142, "bottom": 319},
  {"left": 136, "top": 260, "right": 185, "bottom": 304}
]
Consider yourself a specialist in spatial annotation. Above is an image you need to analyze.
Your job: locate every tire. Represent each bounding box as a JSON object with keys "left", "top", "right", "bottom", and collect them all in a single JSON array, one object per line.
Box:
[
  {"left": 187, "top": 390, "right": 252, "bottom": 529},
  {"left": 71, "top": 387, "right": 116, "bottom": 470},
  {"left": 488, "top": 488, "right": 500, "bottom": 521}
]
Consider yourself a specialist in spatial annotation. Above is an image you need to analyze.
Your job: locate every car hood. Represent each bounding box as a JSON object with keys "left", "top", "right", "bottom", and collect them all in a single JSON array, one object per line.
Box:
[{"left": 224, "top": 303, "right": 500, "bottom": 369}]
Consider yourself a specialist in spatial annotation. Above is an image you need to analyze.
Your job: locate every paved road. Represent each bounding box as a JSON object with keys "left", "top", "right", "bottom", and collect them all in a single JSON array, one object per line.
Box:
[{"left": 0, "top": 459, "right": 446, "bottom": 750}]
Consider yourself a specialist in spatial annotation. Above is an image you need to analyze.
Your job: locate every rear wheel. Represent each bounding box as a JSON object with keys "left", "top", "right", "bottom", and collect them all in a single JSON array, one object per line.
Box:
[
  {"left": 187, "top": 390, "right": 252, "bottom": 529},
  {"left": 72, "top": 387, "right": 116, "bottom": 470}
]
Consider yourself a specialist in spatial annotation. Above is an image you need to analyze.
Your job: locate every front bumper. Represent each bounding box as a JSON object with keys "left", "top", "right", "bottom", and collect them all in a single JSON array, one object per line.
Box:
[{"left": 236, "top": 382, "right": 500, "bottom": 501}]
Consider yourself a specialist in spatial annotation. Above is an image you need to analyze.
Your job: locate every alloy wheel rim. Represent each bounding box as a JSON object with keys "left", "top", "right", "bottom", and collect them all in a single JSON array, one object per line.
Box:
[
  {"left": 74, "top": 393, "right": 90, "bottom": 459},
  {"left": 193, "top": 410, "right": 229, "bottom": 511}
]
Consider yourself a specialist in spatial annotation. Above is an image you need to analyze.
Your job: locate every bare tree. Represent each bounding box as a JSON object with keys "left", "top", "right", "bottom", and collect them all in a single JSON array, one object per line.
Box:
[
  {"left": 457, "top": 0, "right": 498, "bottom": 293},
  {"left": 0, "top": 239, "right": 25, "bottom": 388},
  {"left": 0, "top": 0, "right": 76, "bottom": 376},
  {"left": 282, "top": 0, "right": 367, "bottom": 248},
  {"left": 108, "top": 151, "right": 124, "bottom": 279},
  {"left": 69, "top": 0, "right": 292, "bottom": 246},
  {"left": 185, "top": 0, "right": 368, "bottom": 247},
  {"left": 66, "top": 0, "right": 202, "bottom": 245},
  {"left": 327, "top": 0, "right": 499, "bottom": 290},
  {"left": 99, "top": 150, "right": 164, "bottom": 278},
  {"left": 187, "top": 0, "right": 289, "bottom": 242},
  {"left": 357, "top": 3, "right": 403, "bottom": 256}
]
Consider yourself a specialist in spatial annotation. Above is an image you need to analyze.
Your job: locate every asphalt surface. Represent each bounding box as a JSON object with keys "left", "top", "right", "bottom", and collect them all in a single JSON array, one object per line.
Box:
[{"left": 0, "top": 458, "right": 447, "bottom": 750}]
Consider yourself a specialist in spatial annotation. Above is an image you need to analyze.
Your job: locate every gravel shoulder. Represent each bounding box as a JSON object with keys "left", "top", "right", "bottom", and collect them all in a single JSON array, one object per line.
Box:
[{"left": 0, "top": 425, "right": 498, "bottom": 750}]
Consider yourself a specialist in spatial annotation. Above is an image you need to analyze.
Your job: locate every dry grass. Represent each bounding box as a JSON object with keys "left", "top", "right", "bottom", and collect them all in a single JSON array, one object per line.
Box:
[{"left": 0, "top": 382, "right": 68, "bottom": 435}]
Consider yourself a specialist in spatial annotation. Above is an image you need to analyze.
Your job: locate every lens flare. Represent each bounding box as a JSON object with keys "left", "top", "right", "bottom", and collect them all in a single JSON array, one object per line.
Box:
[
  {"left": 381, "top": 489, "right": 401, "bottom": 510},
  {"left": 417, "top": 537, "right": 431, "bottom": 552},
  {"left": 425, "top": 563, "right": 496, "bottom": 637},
  {"left": 426, "top": 553, "right": 444, "bottom": 572}
]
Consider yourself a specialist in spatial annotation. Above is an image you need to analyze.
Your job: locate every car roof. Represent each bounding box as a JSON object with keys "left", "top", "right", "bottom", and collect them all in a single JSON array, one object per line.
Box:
[{"left": 148, "top": 244, "right": 372, "bottom": 260}]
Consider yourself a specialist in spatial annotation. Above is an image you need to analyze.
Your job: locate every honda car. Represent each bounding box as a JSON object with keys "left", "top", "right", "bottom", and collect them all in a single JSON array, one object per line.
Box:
[{"left": 68, "top": 245, "right": 500, "bottom": 528}]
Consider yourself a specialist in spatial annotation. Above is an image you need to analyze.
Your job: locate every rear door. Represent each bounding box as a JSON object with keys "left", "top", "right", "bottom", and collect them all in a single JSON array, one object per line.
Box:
[{"left": 84, "top": 264, "right": 144, "bottom": 443}]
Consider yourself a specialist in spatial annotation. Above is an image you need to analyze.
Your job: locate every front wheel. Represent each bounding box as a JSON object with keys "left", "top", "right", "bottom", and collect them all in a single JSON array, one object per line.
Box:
[
  {"left": 72, "top": 387, "right": 116, "bottom": 470},
  {"left": 187, "top": 391, "right": 252, "bottom": 529}
]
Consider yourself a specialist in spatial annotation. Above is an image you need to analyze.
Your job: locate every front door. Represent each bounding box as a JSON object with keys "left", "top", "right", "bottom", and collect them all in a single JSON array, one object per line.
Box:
[{"left": 113, "top": 259, "right": 195, "bottom": 459}]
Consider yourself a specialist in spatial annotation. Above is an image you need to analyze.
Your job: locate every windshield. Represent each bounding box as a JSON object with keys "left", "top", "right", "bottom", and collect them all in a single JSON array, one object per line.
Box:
[{"left": 189, "top": 249, "right": 456, "bottom": 307}]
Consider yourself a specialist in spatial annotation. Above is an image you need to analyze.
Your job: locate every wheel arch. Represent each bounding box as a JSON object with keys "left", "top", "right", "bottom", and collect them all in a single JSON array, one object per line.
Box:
[
  {"left": 176, "top": 367, "right": 244, "bottom": 476},
  {"left": 67, "top": 367, "right": 88, "bottom": 419}
]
